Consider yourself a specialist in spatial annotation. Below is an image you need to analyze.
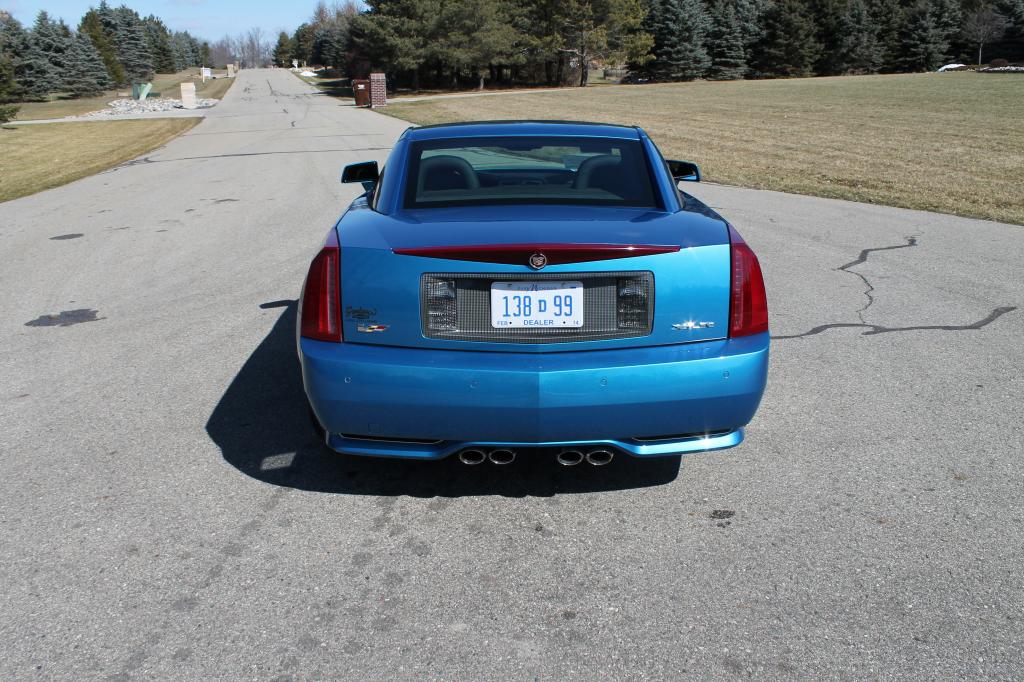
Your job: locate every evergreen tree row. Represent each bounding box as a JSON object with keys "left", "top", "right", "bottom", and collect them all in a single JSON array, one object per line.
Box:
[
  {"left": 284, "top": 0, "right": 1024, "bottom": 90},
  {"left": 0, "top": 3, "right": 209, "bottom": 104},
  {"left": 636, "top": 0, "right": 1024, "bottom": 80}
]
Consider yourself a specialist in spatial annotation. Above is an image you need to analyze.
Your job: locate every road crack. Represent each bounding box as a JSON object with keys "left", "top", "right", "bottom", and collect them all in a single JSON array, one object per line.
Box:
[
  {"left": 837, "top": 237, "right": 917, "bottom": 322},
  {"left": 774, "top": 237, "right": 1018, "bottom": 340},
  {"left": 773, "top": 306, "right": 1017, "bottom": 340}
]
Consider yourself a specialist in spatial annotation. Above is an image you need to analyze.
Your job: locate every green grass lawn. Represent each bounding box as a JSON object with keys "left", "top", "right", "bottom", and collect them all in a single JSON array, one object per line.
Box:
[
  {"left": 13, "top": 68, "right": 235, "bottom": 121},
  {"left": 383, "top": 73, "right": 1024, "bottom": 225},
  {"left": 0, "top": 119, "right": 200, "bottom": 202}
]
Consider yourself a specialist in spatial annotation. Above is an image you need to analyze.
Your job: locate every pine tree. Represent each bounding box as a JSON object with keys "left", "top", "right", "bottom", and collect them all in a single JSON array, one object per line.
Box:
[
  {"left": 993, "top": 0, "right": 1024, "bottom": 61},
  {"left": 0, "top": 10, "right": 26, "bottom": 103},
  {"left": 930, "top": 0, "right": 961, "bottom": 62},
  {"left": 187, "top": 34, "right": 202, "bottom": 66},
  {"left": 63, "top": 32, "right": 111, "bottom": 97},
  {"left": 13, "top": 38, "right": 51, "bottom": 100},
  {"left": 0, "top": 43, "right": 15, "bottom": 100},
  {"left": 835, "top": 0, "right": 883, "bottom": 74},
  {"left": 291, "top": 24, "right": 316, "bottom": 66},
  {"left": 32, "top": 11, "right": 71, "bottom": 93},
  {"left": 171, "top": 32, "right": 199, "bottom": 70},
  {"left": 868, "top": 0, "right": 903, "bottom": 72},
  {"left": 734, "top": 0, "right": 767, "bottom": 47},
  {"left": 809, "top": 0, "right": 847, "bottom": 75},
  {"left": 641, "top": 0, "right": 711, "bottom": 80},
  {"left": 2, "top": 13, "right": 53, "bottom": 101},
  {"left": 113, "top": 7, "right": 154, "bottom": 82},
  {"left": 80, "top": 9, "right": 126, "bottom": 85},
  {"left": 755, "top": 0, "right": 822, "bottom": 77},
  {"left": 274, "top": 31, "right": 294, "bottom": 67},
  {"left": 707, "top": 1, "right": 747, "bottom": 80},
  {"left": 897, "top": 1, "right": 947, "bottom": 72},
  {"left": 142, "top": 16, "right": 176, "bottom": 73},
  {"left": 0, "top": 19, "right": 19, "bottom": 121},
  {"left": 311, "top": 22, "right": 348, "bottom": 69}
]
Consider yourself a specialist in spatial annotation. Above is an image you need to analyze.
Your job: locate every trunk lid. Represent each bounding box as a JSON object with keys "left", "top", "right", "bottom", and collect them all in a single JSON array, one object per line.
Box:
[{"left": 337, "top": 202, "right": 731, "bottom": 352}]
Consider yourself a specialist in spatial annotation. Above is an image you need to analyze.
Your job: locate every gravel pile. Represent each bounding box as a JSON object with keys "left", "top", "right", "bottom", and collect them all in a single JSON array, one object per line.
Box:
[{"left": 75, "top": 97, "right": 219, "bottom": 118}]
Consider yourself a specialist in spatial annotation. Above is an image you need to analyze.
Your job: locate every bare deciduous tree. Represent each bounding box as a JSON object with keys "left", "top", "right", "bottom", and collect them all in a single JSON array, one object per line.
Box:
[
  {"left": 208, "top": 36, "right": 236, "bottom": 68},
  {"left": 963, "top": 8, "right": 1008, "bottom": 66}
]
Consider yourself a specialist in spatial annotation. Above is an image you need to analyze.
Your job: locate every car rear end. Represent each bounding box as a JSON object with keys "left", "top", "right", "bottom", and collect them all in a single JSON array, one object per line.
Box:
[{"left": 298, "top": 123, "right": 769, "bottom": 462}]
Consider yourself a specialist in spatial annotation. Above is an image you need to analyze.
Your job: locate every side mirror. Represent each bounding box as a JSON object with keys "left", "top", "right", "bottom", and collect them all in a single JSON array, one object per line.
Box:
[
  {"left": 341, "top": 160, "right": 379, "bottom": 186},
  {"left": 667, "top": 159, "right": 701, "bottom": 182}
]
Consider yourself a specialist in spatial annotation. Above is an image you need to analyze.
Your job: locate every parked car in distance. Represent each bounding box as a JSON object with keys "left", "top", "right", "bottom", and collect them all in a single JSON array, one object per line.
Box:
[{"left": 298, "top": 121, "right": 768, "bottom": 466}]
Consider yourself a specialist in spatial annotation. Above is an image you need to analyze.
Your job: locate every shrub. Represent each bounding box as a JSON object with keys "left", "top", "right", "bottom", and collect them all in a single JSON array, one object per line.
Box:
[
  {"left": 0, "top": 103, "right": 19, "bottom": 124},
  {"left": 990, "top": 58, "right": 1009, "bottom": 68}
]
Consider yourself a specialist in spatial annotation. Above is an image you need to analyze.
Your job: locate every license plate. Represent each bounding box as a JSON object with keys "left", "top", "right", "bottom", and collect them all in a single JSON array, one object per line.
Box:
[{"left": 490, "top": 281, "right": 584, "bottom": 328}]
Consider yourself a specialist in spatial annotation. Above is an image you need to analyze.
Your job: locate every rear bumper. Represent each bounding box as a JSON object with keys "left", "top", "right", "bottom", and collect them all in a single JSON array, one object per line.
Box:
[{"left": 300, "top": 333, "right": 769, "bottom": 460}]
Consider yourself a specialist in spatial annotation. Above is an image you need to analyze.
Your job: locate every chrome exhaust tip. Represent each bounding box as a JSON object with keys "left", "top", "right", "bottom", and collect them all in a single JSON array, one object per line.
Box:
[
  {"left": 488, "top": 449, "right": 516, "bottom": 465},
  {"left": 458, "top": 449, "right": 486, "bottom": 465},
  {"left": 556, "top": 449, "right": 584, "bottom": 467},
  {"left": 585, "top": 449, "right": 614, "bottom": 466}
]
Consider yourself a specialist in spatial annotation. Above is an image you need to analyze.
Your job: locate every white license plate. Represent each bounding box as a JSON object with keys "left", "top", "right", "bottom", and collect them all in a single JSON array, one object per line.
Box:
[{"left": 490, "top": 281, "right": 584, "bottom": 328}]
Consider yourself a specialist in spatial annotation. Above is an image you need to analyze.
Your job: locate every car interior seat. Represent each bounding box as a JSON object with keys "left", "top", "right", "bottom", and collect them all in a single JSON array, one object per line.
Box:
[
  {"left": 418, "top": 155, "right": 480, "bottom": 193},
  {"left": 572, "top": 154, "right": 627, "bottom": 195}
]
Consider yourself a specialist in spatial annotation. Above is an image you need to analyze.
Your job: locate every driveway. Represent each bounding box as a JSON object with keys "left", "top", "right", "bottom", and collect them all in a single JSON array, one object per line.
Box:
[{"left": 1, "top": 67, "right": 1021, "bottom": 679}]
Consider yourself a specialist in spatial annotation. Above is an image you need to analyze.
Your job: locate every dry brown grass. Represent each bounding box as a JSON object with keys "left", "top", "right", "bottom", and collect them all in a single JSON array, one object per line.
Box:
[
  {"left": 385, "top": 72, "right": 1024, "bottom": 225},
  {"left": 13, "top": 68, "right": 235, "bottom": 121},
  {"left": 0, "top": 118, "right": 199, "bottom": 203}
]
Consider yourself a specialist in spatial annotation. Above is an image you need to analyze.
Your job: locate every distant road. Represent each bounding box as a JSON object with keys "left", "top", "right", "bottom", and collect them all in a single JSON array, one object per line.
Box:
[{"left": 1, "top": 68, "right": 1021, "bottom": 679}]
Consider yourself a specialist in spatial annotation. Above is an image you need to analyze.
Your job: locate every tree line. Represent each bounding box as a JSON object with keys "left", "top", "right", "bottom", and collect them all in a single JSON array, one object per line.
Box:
[
  {"left": 0, "top": 1, "right": 208, "bottom": 107},
  {"left": 275, "top": 0, "right": 1024, "bottom": 90},
  {"left": 208, "top": 29, "right": 274, "bottom": 73}
]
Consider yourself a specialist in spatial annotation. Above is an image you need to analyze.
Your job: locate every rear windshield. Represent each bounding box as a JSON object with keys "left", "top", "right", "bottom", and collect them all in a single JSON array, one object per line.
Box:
[{"left": 404, "top": 136, "right": 657, "bottom": 209}]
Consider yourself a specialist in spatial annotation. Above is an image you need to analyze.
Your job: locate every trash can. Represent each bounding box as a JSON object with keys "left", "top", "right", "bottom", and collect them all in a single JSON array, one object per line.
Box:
[{"left": 352, "top": 80, "right": 370, "bottom": 107}]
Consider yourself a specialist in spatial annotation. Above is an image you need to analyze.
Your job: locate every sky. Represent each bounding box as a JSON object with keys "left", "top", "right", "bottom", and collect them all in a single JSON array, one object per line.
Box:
[{"left": 2, "top": 0, "right": 309, "bottom": 39}]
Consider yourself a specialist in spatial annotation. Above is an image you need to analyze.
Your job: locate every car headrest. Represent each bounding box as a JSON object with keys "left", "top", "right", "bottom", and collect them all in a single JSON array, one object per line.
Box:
[
  {"left": 573, "top": 154, "right": 622, "bottom": 190},
  {"left": 418, "top": 155, "right": 480, "bottom": 193}
]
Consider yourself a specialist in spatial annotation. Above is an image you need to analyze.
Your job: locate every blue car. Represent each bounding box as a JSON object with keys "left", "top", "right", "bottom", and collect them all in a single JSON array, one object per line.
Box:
[{"left": 298, "top": 121, "right": 768, "bottom": 466}]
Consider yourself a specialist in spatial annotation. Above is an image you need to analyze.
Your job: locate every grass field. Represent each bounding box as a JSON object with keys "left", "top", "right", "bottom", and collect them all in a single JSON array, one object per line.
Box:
[
  {"left": 384, "top": 73, "right": 1024, "bottom": 225},
  {"left": 0, "top": 119, "right": 199, "bottom": 202},
  {"left": 13, "top": 68, "right": 235, "bottom": 121}
]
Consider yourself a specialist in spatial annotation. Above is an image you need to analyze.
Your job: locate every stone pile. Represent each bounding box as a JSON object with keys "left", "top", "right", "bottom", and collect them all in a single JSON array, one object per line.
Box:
[{"left": 75, "top": 97, "right": 219, "bottom": 118}]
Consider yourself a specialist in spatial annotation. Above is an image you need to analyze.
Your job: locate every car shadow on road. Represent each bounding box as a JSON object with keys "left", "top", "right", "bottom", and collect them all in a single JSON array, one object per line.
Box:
[{"left": 206, "top": 302, "right": 681, "bottom": 497}]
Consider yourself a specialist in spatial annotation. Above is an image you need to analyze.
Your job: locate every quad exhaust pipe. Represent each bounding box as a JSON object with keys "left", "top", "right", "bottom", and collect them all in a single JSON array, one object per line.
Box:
[
  {"left": 585, "top": 449, "right": 614, "bottom": 466},
  {"left": 556, "top": 449, "right": 584, "bottom": 466},
  {"left": 458, "top": 448, "right": 517, "bottom": 465},
  {"left": 488, "top": 449, "right": 516, "bottom": 465},
  {"left": 557, "top": 449, "right": 615, "bottom": 466},
  {"left": 458, "top": 447, "right": 613, "bottom": 466},
  {"left": 458, "top": 449, "right": 486, "bottom": 465}
]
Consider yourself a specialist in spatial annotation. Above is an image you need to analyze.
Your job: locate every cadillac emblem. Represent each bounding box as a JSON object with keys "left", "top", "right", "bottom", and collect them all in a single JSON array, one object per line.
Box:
[{"left": 528, "top": 252, "right": 548, "bottom": 270}]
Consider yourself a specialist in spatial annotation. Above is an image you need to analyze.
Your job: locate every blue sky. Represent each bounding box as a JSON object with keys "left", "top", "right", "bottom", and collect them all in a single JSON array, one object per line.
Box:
[{"left": 3, "top": 0, "right": 308, "bottom": 39}]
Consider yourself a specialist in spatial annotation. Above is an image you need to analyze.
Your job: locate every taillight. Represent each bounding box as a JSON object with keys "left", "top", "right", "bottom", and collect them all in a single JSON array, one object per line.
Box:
[
  {"left": 616, "top": 276, "right": 650, "bottom": 329},
  {"left": 300, "top": 229, "right": 342, "bottom": 342},
  {"left": 728, "top": 224, "right": 768, "bottom": 337},
  {"left": 424, "top": 279, "right": 457, "bottom": 332}
]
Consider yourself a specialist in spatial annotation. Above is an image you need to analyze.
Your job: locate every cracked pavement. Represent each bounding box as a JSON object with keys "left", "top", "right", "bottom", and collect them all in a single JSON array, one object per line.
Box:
[
  {"left": 1, "top": 68, "right": 1023, "bottom": 679},
  {"left": 838, "top": 236, "right": 918, "bottom": 323},
  {"left": 765, "top": 235, "right": 1017, "bottom": 339}
]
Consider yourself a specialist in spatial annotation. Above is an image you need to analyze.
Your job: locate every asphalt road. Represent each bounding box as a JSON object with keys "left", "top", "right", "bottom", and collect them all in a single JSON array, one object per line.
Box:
[{"left": 1, "top": 68, "right": 1022, "bottom": 680}]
